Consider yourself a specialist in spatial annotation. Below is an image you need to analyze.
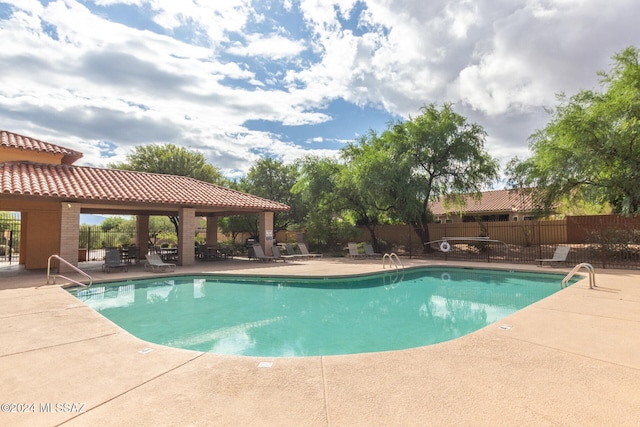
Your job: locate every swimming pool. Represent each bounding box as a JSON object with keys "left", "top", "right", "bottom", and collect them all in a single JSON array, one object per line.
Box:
[{"left": 72, "top": 267, "right": 576, "bottom": 357}]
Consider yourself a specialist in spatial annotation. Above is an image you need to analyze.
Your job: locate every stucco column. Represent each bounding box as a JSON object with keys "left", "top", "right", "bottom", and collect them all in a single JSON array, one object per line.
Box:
[
  {"left": 178, "top": 207, "right": 196, "bottom": 266},
  {"left": 259, "top": 211, "right": 274, "bottom": 256},
  {"left": 136, "top": 215, "right": 149, "bottom": 262},
  {"left": 59, "top": 202, "right": 80, "bottom": 273},
  {"left": 206, "top": 216, "right": 218, "bottom": 246}
]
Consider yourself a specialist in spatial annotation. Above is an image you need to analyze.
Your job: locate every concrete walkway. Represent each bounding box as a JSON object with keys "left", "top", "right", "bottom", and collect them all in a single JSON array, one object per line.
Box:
[{"left": 1, "top": 258, "right": 639, "bottom": 426}]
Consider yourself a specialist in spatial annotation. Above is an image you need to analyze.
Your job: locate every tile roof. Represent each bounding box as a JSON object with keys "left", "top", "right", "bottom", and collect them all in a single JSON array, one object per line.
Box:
[
  {"left": 1, "top": 130, "right": 83, "bottom": 165},
  {"left": 0, "top": 161, "right": 290, "bottom": 212},
  {"left": 430, "top": 189, "right": 535, "bottom": 215}
]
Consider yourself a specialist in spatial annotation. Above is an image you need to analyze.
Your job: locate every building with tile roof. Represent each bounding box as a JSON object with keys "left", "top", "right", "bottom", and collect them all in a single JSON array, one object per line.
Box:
[
  {"left": 0, "top": 130, "right": 289, "bottom": 270},
  {"left": 430, "top": 189, "right": 539, "bottom": 223}
]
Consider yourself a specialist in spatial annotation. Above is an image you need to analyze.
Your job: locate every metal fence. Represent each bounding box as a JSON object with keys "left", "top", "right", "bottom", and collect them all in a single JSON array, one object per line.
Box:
[
  {"left": 0, "top": 213, "right": 20, "bottom": 265},
  {"left": 78, "top": 226, "right": 236, "bottom": 261},
  {"left": 362, "top": 216, "right": 640, "bottom": 269},
  {"left": 2, "top": 215, "right": 640, "bottom": 269}
]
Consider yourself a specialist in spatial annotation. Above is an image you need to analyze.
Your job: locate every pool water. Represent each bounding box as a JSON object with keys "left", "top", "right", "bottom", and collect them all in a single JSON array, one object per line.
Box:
[{"left": 72, "top": 267, "right": 576, "bottom": 357}]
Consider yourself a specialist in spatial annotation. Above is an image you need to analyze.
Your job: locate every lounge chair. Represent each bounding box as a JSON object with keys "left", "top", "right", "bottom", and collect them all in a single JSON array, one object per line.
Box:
[
  {"left": 252, "top": 244, "right": 275, "bottom": 262},
  {"left": 102, "top": 248, "right": 128, "bottom": 273},
  {"left": 348, "top": 242, "right": 366, "bottom": 259},
  {"left": 298, "top": 242, "right": 322, "bottom": 259},
  {"left": 285, "top": 243, "right": 306, "bottom": 260},
  {"left": 145, "top": 253, "right": 176, "bottom": 272},
  {"left": 272, "top": 245, "right": 295, "bottom": 262},
  {"left": 536, "top": 245, "right": 570, "bottom": 266},
  {"left": 363, "top": 243, "right": 381, "bottom": 258}
]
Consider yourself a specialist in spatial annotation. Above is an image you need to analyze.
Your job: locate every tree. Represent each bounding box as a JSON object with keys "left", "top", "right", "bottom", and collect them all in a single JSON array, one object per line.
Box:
[
  {"left": 365, "top": 103, "right": 499, "bottom": 251},
  {"left": 109, "top": 144, "right": 226, "bottom": 236},
  {"left": 507, "top": 47, "right": 640, "bottom": 214},
  {"left": 109, "top": 144, "right": 226, "bottom": 184},
  {"left": 100, "top": 216, "right": 127, "bottom": 232},
  {"left": 341, "top": 131, "right": 399, "bottom": 251},
  {"left": 292, "top": 156, "right": 360, "bottom": 250},
  {"left": 242, "top": 158, "right": 305, "bottom": 234}
]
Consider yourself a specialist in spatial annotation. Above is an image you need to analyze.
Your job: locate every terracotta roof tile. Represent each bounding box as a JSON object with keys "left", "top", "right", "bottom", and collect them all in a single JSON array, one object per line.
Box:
[
  {"left": 430, "top": 189, "right": 535, "bottom": 215},
  {"left": 1, "top": 130, "right": 83, "bottom": 165},
  {"left": 0, "top": 161, "right": 290, "bottom": 211}
]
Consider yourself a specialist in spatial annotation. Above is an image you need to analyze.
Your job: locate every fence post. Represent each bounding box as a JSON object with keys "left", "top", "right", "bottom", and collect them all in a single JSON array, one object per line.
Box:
[
  {"left": 537, "top": 221, "right": 542, "bottom": 260},
  {"left": 6, "top": 230, "right": 12, "bottom": 263},
  {"left": 600, "top": 223, "right": 606, "bottom": 269}
]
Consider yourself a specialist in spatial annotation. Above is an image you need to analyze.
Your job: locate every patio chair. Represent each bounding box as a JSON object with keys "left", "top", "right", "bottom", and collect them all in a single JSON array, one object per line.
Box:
[
  {"left": 272, "top": 245, "right": 295, "bottom": 262},
  {"left": 102, "top": 248, "right": 128, "bottom": 273},
  {"left": 536, "top": 245, "right": 570, "bottom": 266},
  {"left": 285, "top": 243, "right": 306, "bottom": 260},
  {"left": 144, "top": 253, "right": 176, "bottom": 272},
  {"left": 298, "top": 242, "right": 322, "bottom": 259},
  {"left": 348, "top": 242, "right": 367, "bottom": 259},
  {"left": 363, "top": 243, "right": 381, "bottom": 258},
  {"left": 126, "top": 245, "right": 138, "bottom": 264},
  {"left": 252, "top": 244, "right": 275, "bottom": 262}
]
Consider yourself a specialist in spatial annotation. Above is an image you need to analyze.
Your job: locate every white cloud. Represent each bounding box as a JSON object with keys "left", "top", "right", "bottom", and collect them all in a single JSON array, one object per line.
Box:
[
  {"left": 1, "top": 0, "right": 639, "bottom": 179},
  {"left": 227, "top": 34, "right": 307, "bottom": 60}
]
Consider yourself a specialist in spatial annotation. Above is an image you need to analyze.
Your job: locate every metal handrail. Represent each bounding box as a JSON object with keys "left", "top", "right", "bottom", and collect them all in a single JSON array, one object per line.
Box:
[
  {"left": 47, "top": 255, "right": 92, "bottom": 288},
  {"left": 382, "top": 253, "right": 404, "bottom": 271},
  {"left": 562, "top": 263, "right": 596, "bottom": 289}
]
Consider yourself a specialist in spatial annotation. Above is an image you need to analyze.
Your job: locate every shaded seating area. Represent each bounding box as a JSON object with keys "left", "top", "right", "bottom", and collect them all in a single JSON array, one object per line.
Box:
[
  {"left": 117, "top": 245, "right": 139, "bottom": 264},
  {"left": 102, "top": 248, "right": 128, "bottom": 273},
  {"left": 536, "top": 245, "right": 570, "bottom": 266},
  {"left": 196, "top": 244, "right": 233, "bottom": 261},
  {"left": 159, "top": 247, "right": 178, "bottom": 262},
  {"left": 144, "top": 254, "right": 176, "bottom": 272}
]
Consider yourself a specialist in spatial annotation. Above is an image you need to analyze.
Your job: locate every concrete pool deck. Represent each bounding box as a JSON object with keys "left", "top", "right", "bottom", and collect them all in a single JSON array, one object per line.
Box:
[{"left": 1, "top": 258, "right": 639, "bottom": 426}]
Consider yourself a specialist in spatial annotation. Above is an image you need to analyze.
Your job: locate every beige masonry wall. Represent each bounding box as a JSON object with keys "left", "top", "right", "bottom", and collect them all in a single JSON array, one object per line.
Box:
[
  {"left": 8, "top": 200, "right": 62, "bottom": 270},
  {"left": 59, "top": 202, "right": 81, "bottom": 273},
  {"left": 178, "top": 207, "right": 196, "bottom": 266}
]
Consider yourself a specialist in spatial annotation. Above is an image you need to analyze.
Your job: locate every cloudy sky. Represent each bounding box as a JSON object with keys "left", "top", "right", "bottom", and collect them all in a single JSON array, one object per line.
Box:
[{"left": 1, "top": 0, "right": 639, "bottom": 182}]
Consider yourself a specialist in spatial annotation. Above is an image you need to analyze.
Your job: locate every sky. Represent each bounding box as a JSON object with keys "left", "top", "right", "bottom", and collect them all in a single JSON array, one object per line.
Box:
[{"left": 1, "top": 0, "right": 639, "bottom": 183}]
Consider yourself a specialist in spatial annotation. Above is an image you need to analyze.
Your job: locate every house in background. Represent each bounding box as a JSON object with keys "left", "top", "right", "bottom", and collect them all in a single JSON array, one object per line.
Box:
[
  {"left": 430, "top": 189, "right": 539, "bottom": 223},
  {"left": 0, "top": 130, "right": 289, "bottom": 271}
]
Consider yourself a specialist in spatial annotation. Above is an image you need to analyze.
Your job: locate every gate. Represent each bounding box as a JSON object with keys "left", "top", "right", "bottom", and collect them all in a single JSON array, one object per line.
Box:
[{"left": 0, "top": 212, "right": 20, "bottom": 266}]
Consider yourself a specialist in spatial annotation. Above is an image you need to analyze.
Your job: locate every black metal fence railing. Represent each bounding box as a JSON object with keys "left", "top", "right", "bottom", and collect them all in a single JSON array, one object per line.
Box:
[
  {"left": 2, "top": 215, "right": 640, "bottom": 270},
  {"left": 417, "top": 242, "right": 638, "bottom": 269},
  {"left": 0, "top": 213, "right": 20, "bottom": 266},
  {"left": 78, "top": 226, "right": 214, "bottom": 262},
  {"left": 367, "top": 217, "right": 640, "bottom": 269}
]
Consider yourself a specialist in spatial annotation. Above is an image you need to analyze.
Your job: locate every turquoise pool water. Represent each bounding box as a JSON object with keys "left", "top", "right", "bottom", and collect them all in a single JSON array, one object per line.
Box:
[{"left": 72, "top": 267, "right": 575, "bottom": 357}]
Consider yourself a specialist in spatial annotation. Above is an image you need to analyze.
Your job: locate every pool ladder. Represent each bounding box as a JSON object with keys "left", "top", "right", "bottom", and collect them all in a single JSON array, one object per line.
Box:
[
  {"left": 382, "top": 253, "right": 404, "bottom": 271},
  {"left": 562, "top": 263, "right": 596, "bottom": 289},
  {"left": 46, "top": 255, "right": 92, "bottom": 288}
]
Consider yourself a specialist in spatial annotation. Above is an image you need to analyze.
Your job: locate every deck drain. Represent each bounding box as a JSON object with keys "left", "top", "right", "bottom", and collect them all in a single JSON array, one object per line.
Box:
[
  {"left": 498, "top": 324, "right": 512, "bottom": 330},
  {"left": 257, "top": 361, "right": 273, "bottom": 368},
  {"left": 138, "top": 348, "right": 154, "bottom": 354}
]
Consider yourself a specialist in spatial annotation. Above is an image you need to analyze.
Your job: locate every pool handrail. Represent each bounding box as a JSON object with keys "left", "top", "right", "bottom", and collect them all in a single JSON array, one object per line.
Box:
[
  {"left": 382, "top": 253, "right": 404, "bottom": 271},
  {"left": 47, "top": 255, "right": 92, "bottom": 288},
  {"left": 562, "top": 263, "right": 596, "bottom": 289}
]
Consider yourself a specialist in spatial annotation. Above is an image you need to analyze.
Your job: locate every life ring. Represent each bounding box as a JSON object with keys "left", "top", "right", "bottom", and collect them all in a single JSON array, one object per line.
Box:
[
  {"left": 439, "top": 241, "right": 451, "bottom": 252},
  {"left": 441, "top": 272, "right": 451, "bottom": 281}
]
